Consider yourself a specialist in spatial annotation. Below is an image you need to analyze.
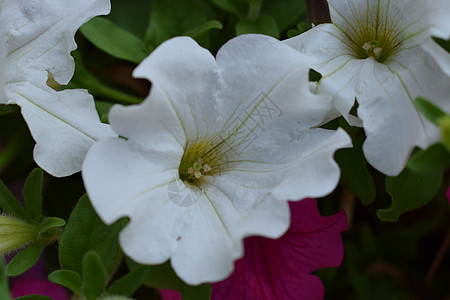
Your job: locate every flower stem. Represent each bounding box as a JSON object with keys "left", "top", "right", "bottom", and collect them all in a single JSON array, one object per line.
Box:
[
  {"left": 247, "top": 0, "right": 262, "bottom": 20},
  {"left": 93, "top": 85, "right": 142, "bottom": 105},
  {"left": 425, "top": 227, "right": 450, "bottom": 284}
]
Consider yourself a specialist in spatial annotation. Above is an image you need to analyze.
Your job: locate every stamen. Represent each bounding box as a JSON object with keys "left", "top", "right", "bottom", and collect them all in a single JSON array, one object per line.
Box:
[
  {"left": 362, "top": 42, "right": 371, "bottom": 51},
  {"left": 193, "top": 162, "right": 202, "bottom": 171},
  {"left": 362, "top": 41, "right": 383, "bottom": 61},
  {"left": 373, "top": 47, "right": 382, "bottom": 60},
  {"left": 203, "top": 164, "right": 211, "bottom": 172}
]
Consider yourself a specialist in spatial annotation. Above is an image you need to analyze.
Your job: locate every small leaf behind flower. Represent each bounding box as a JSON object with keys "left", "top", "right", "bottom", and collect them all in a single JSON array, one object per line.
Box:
[
  {"left": 38, "top": 217, "right": 65, "bottom": 237},
  {"left": 80, "top": 17, "right": 148, "bottom": 63},
  {"left": 5, "top": 243, "right": 44, "bottom": 276},
  {"left": 48, "top": 269, "right": 82, "bottom": 295},
  {"left": 236, "top": 14, "right": 279, "bottom": 38},
  {"left": 59, "top": 195, "right": 123, "bottom": 276},
  {"left": 0, "top": 178, "right": 27, "bottom": 220},
  {"left": 82, "top": 251, "right": 107, "bottom": 300},
  {"left": 106, "top": 265, "right": 150, "bottom": 296},
  {"left": 23, "top": 168, "right": 44, "bottom": 223},
  {"left": 14, "top": 296, "right": 53, "bottom": 300},
  {"left": 378, "top": 144, "right": 450, "bottom": 221},
  {"left": 415, "top": 97, "right": 446, "bottom": 125}
]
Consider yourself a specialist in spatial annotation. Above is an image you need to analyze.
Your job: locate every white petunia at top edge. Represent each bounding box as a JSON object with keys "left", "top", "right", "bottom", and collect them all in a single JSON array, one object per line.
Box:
[
  {"left": 82, "top": 34, "right": 352, "bottom": 285},
  {"left": 284, "top": 0, "right": 450, "bottom": 176},
  {"left": 0, "top": 0, "right": 115, "bottom": 177}
]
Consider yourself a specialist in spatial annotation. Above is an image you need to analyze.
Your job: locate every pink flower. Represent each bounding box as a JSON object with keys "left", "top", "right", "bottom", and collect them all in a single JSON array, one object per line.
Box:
[
  {"left": 11, "top": 278, "right": 67, "bottom": 299},
  {"left": 160, "top": 198, "right": 347, "bottom": 300}
]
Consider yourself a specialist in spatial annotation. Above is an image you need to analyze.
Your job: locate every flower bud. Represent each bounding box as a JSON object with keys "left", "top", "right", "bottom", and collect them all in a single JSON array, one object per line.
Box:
[
  {"left": 0, "top": 215, "right": 39, "bottom": 254},
  {"left": 438, "top": 115, "right": 450, "bottom": 151}
]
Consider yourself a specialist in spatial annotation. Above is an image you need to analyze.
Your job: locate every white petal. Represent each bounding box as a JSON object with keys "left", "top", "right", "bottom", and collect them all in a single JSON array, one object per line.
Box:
[
  {"left": 2, "top": 0, "right": 110, "bottom": 86},
  {"left": 421, "top": 39, "right": 450, "bottom": 77},
  {"left": 132, "top": 36, "right": 222, "bottom": 138},
  {"left": 216, "top": 34, "right": 332, "bottom": 126},
  {"left": 108, "top": 84, "right": 188, "bottom": 154},
  {"left": 357, "top": 48, "right": 450, "bottom": 175},
  {"left": 423, "top": 0, "right": 450, "bottom": 40},
  {"left": 0, "top": 37, "right": 6, "bottom": 103},
  {"left": 12, "top": 83, "right": 114, "bottom": 176}
]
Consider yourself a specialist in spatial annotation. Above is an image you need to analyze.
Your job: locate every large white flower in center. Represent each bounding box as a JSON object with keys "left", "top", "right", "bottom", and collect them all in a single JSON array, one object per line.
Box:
[
  {"left": 0, "top": 0, "right": 114, "bottom": 177},
  {"left": 82, "top": 35, "right": 352, "bottom": 284},
  {"left": 285, "top": 0, "right": 450, "bottom": 176}
]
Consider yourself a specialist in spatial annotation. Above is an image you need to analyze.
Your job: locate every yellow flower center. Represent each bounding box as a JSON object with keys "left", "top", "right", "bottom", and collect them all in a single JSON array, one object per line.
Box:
[
  {"left": 178, "top": 138, "right": 229, "bottom": 187},
  {"left": 336, "top": 3, "right": 406, "bottom": 62}
]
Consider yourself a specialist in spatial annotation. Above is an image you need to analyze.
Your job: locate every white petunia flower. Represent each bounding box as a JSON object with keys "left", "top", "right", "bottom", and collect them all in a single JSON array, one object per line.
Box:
[
  {"left": 285, "top": 0, "right": 450, "bottom": 176},
  {"left": 82, "top": 35, "right": 352, "bottom": 284},
  {"left": 0, "top": 0, "right": 115, "bottom": 177}
]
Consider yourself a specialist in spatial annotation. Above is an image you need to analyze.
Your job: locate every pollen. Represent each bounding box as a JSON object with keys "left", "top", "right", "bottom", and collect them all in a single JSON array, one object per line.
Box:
[
  {"left": 362, "top": 41, "right": 383, "bottom": 60},
  {"left": 178, "top": 138, "right": 230, "bottom": 186}
]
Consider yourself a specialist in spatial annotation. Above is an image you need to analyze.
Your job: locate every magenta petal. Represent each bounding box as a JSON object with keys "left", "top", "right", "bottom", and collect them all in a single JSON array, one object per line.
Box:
[
  {"left": 159, "top": 289, "right": 182, "bottom": 300},
  {"left": 11, "top": 278, "right": 67, "bottom": 300},
  {"left": 212, "top": 198, "right": 347, "bottom": 300}
]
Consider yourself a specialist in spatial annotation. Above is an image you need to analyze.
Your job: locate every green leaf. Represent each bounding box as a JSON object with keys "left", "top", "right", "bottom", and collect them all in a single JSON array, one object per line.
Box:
[
  {"left": 106, "top": 0, "right": 152, "bottom": 38},
  {"left": 106, "top": 266, "right": 150, "bottom": 296},
  {"left": 95, "top": 101, "right": 115, "bottom": 124},
  {"left": 210, "top": 0, "right": 246, "bottom": 17},
  {"left": 38, "top": 217, "right": 65, "bottom": 237},
  {"left": 48, "top": 269, "right": 82, "bottom": 295},
  {"left": 23, "top": 168, "right": 44, "bottom": 222},
  {"left": 0, "top": 258, "right": 11, "bottom": 300},
  {"left": 236, "top": 14, "right": 279, "bottom": 38},
  {"left": 379, "top": 171, "right": 441, "bottom": 222},
  {"left": 145, "top": 261, "right": 211, "bottom": 300},
  {"left": 82, "top": 251, "right": 107, "bottom": 300},
  {"left": 145, "top": 0, "right": 210, "bottom": 48},
  {"left": 59, "top": 195, "right": 123, "bottom": 276},
  {"left": 262, "top": 0, "right": 307, "bottom": 32},
  {"left": 5, "top": 243, "right": 43, "bottom": 276},
  {"left": 14, "top": 296, "right": 53, "bottom": 300},
  {"left": 335, "top": 138, "right": 376, "bottom": 205},
  {"left": 415, "top": 97, "right": 446, "bottom": 125},
  {"left": 0, "top": 105, "right": 16, "bottom": 115},
  {"left": 80, "top": 17, "right": 148, "bottom": 63},
  {"left": 183, "top": 20, "right": 223, "bottom": 38},
  {"left": 407, "top": 143, "right": 450, "bottom": 173},
  {"left": 378, "top": 143, "right": 450, "bottom": 221},
  {"left": 0, "top": 178, "right": 27, "bottom": 220}
]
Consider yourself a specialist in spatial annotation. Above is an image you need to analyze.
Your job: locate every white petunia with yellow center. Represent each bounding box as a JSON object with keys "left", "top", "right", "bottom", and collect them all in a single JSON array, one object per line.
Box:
[
  {"left": 0, "top": 0, "right": 115, "bottom": 177},
  {"left": 285, "top": 0, "right": 450, "bottom": 176},
  {"left": 82, "top": 35, "right": 352, "bottom": 284}
]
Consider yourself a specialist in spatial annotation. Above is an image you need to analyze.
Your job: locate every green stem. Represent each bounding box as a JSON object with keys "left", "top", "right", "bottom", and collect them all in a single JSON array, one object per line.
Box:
[
  {"left": 94, "top": 85, "right": 142, "bottom": 105},
  {"left": 247, "top": 0, "right": 262, "bottom": 20}
]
